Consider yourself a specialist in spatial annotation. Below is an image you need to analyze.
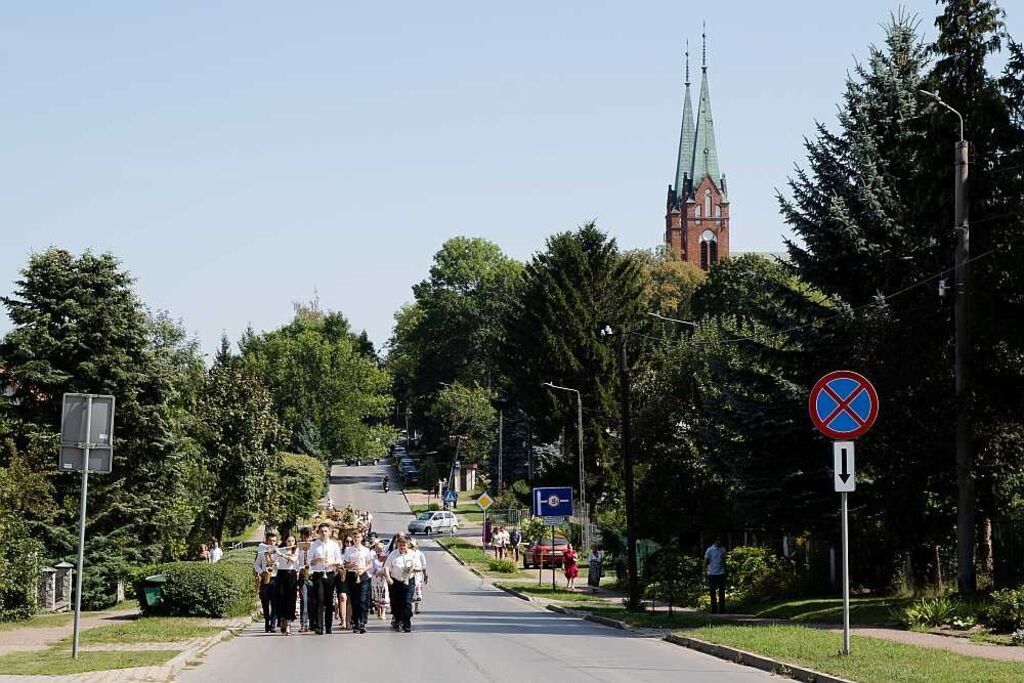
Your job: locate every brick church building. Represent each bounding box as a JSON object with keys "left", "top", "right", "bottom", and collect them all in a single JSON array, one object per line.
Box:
[{"left": 664, "top": 33, "right": 729, "bottom": 270}]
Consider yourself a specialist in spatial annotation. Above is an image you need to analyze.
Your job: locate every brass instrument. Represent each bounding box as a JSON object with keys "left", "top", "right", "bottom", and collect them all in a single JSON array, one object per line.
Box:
[{"left": 260, "top": 544, "right": 278, "bottom": 586}]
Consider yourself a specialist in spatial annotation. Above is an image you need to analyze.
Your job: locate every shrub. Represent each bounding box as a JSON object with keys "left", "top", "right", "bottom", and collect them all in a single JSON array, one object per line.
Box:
[
  {"left": 987, "top": 588, "right": 1024, "bottom": 632},
  {"left": 897, "top": 596, "right": 958, "bottom": 628},
  {"left": 644, "top": 548, "right": 703, "bottom": 610},
  {"left": 726, "top": 546, "right": 798, "bottom": 606},
  {"left": 133, "top": 560, "right": 256, "bottom": 618},
  {"left": 487, "top": 559, "right": 518, "bottom": 574},
  {"left": 427, "top": 503, "right": 442, "bottom": 511},
  {"left": 0, "top": 515, "right": 41, "bottom": 622}
]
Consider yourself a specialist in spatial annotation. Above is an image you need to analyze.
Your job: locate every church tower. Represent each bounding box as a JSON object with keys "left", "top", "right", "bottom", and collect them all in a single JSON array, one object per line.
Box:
[{"left": 665, "top": 28, "right": 729, "bottom": 269}]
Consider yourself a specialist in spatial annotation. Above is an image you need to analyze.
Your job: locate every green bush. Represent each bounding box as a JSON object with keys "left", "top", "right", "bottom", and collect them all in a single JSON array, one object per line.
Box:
[
  {"left": 896, "top": 596, "right": 958, "bottom": 628},
  {"left": 644, "top": 548, "right": 703, "bottom": 609},
  {"left": 726, "top": 546, "right": 799, "bottom": 607},
  {"left": 487, "top": 558, "right": 518, "bottom": 574},
  {"left": 427, "top": 503, "right": 442, "bottom": 511},
  {"left": 0, "top": 514, "right": 41, "bottom": 622},
  {"left": 987, "top": 588, "right": 1024, "bottom": 632},
  {"left": 133, "top": 559, "right": 256, "bottom": 618},
  {"left": 270, "top": 453, "right": 327, "bottom": 528}
]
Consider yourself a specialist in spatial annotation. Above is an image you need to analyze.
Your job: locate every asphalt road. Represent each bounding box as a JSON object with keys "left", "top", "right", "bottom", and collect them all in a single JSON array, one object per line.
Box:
[{"left": 180, "top": 463, "right": 772, "bottom": 682}]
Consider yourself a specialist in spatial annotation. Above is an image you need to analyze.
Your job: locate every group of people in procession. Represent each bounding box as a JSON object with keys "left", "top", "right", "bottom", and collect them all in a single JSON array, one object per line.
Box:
[{"left": 253, "top": 522, "right": 428, "bottom": 635}]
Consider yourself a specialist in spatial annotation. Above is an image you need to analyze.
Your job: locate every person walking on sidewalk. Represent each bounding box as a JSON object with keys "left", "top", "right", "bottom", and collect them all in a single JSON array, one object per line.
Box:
[
  {"left": 704, "top": 537, "right": 727, "bottom": 614},
  {"left": 409, "top": 539, "right": 429, "bottom": 614}
]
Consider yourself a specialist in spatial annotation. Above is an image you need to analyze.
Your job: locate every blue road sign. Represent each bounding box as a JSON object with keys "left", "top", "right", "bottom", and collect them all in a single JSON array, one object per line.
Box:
[
  {"left": 443, "top": 490, "right": 458, "bottom": 505},
  {"left": 809, "top": 370, "right": 879, "bottom": 440},
  {"left": 532, "top": 486, "right": 573, "bottom": 518}
]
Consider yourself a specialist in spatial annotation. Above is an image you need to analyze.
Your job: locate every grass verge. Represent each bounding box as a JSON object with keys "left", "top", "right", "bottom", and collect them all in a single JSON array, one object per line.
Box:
[
  {"left": 684, "top": 623, "right": 1024, "bottom": 682},
  {"left": 0, "top": 599, "right": 140, "bottom": 632},
  {"left": 500, "top": 584, "right": 610, "bottom": 603},
  {"left": 63, "top": 617, "right": 223, "bottom": 644},
  {"left": 0, "top": 648, "right": 178, "bottom": 675},
  {"left": 752, "top": 596, "right": 914, "bottom": 626},
  {"left": 436, "top": 537, "right": 521, "bottom": 577}
]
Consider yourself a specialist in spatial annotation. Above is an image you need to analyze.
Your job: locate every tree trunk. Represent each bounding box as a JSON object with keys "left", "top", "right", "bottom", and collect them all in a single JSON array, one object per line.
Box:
[
  {"left": 214, "top": 500, "right": 230, "bottom": 543},
  {"left": 978, "top": 517, "right": 994, "bottom": 580}
]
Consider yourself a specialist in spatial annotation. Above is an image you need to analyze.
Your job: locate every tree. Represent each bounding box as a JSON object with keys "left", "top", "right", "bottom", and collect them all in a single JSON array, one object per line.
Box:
[
  {"left": 501, "top": 223, "right": 646, "bottom": 509},
  {"left": 197, "top": 339, "right": 284, "bottom": 541},
  {"left": 0, "top": 249, "right": 206, "bottom": 606},
  {"left": 429, "top": 382, "right": 497, "bottom": 465},
  {"left": 241, "top": 307, "right": 394, "bottom": 462}
]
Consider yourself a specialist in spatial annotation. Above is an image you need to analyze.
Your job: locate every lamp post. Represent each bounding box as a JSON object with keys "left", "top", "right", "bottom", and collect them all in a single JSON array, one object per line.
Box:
[
  {"left": 919, "top": 89, "right": 973, "bottom": 593},
  {"left": 543, "top": 382, "right": 587, "bottom": 552}
]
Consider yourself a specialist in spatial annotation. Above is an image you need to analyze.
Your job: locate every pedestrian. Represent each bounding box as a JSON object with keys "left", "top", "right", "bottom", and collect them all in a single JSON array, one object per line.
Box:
[
  {"left": 197, "top": 543, "right": 210, "bottom": 562},
  {"left": 344, "top": 531, "right": 373, "bottom": 634},
  {"left": 408, "top": 539, "right": 429, "bottom": 614},
  {"left": 208, "top": 539, "right": 223, "bottom": 563},
  {"left": 253, "top": 531, "right": 279, "bottom": 632},
  {"left": 336, "top": 535, "right": 354, "bottom": 630},
  {"left": 493, "top": 525, "right": 506, "bottom": 559},
  {"left": 274, "top": 534, "right": 300, "bottom": 635},
  {"left": 509, "top": 526, "right": 522, "bottom": 563},
  {"left": 384, "top": 534, "right": 422, "bottom": 633},
  {"left": 587, "top": 546, "right": 603, "bottom": 591},
  {"left": 297, "top": 527, "right": 313, "bottom": 633},
  {"left": 307, "top": 522, "right": 342, "bottom": 635},
  {"left": 483, "top": 518, "right": 493, "bottom": 550},
  {"left": 704, "top": 536, "right": 727, "bottom": 614},
  {"left": 371, "top": 543, "right": 389, "bottom": 621},
  {"left": 563, "top": 542, "right": 579, "bottom": 590}
]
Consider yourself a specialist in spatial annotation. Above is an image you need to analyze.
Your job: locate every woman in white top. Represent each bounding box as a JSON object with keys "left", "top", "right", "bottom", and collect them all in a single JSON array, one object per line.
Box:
[
  {"left": 408, "top": 539, "right": 429, "bottom": 614},
  {"left": 273, "top": 534, "right": 301, "bottom": 635},
  {"left": 370, "top": 543, "right": 389, "bottom": 620}
]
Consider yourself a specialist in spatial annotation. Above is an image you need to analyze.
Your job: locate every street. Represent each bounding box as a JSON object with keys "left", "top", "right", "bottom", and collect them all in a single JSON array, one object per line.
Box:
[{"left": 180, "top": 463, "right": 772, "bottom": 682}]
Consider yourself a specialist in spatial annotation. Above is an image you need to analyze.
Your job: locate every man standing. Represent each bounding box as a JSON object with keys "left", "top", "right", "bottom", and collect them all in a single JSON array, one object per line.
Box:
[
  {"left": 343, "top": 531, "right": 374, "bottom": 634},
  {"left": 384, "top": 534, "right": 422, "bottom": 633},
  {"left": 704, "top": 537, "right": 727, "bottom": 614},
  {"left": 307, "top": 522, "right": 342, "bottom": 634},
  {"left": 508, "top": 526, "right": 522, "bottom": 563},
  {"left": 209, "top": 539, "right": 223, "bottom": 563},
  {"left": 253, "top": 531, "right": 279, "bottom": 633}
]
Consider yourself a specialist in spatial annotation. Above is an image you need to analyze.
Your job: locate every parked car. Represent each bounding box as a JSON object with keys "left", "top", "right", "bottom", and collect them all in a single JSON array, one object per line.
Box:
[
  {"left": 407, "top": 511, "right": 458, "bottom": 535},
  {"left": 523, "top": 536, "right": 569, "bottom": 569}
]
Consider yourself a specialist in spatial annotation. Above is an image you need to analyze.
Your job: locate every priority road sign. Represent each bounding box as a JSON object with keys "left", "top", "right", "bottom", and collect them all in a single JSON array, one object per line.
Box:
[
  {"left": 833, "top": 441, "right": 855, "bottom": 492},
  {"left": 809, "top": 371, "right": 879, "bottom": 440},
  {"left": 533, "top": 486, "right": 573, "bottom": 518},
  {"left": 476, "top": 491, "right": 493, "bottom": 510}
]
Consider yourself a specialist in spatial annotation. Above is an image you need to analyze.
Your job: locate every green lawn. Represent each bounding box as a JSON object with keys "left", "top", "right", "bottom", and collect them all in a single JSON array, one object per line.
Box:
[
  {"left": 684, "top": 623, "right": 1024, "bottom": 683},
  {"left": 0, "top": 648, "right": 178, "bottom": 676},
  {"left": 499, "top": 584, "right": 610, "bottom": 603},
  {"left": 436, "top": 537, "right": 521, "bottom": 576},
  {"left": 63, "top": 617, "right": 223, "bottom": 644},
  {"left": 752, "top": 596, "right": 914, "bottom": 626},
  {"left": 0, "top": 599, "right": 140, "bottom": 632}
]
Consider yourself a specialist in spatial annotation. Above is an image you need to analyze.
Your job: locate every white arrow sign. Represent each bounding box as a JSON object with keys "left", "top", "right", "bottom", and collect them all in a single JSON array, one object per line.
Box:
[{"left": 833, "top": 441, "right": 855, "bottom": 492}]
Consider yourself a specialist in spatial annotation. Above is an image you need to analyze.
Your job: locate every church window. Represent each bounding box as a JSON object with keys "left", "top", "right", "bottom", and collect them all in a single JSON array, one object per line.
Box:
[
  {"left": 715, "top": 204, "right": 722, "bottom": 217},
  {"left": 700, "top": 229, "right": 718, "bottom": 270},
  {"left": 695, "top": 205, "right": 701, "bottom": 218},
  {"left": 704, "top": 189, "right": 712, "bottom": 217}
]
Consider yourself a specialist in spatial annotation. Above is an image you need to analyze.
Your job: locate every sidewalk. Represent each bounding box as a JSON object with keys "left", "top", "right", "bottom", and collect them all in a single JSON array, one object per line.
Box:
[{"left": 0, "top": 609, "right": 137, "bottom": 656}]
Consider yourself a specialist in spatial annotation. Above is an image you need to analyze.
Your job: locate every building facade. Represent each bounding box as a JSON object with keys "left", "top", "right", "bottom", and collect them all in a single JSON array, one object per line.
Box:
[{"left": 665, "top": 32, "right": 729, "bottom": 270}]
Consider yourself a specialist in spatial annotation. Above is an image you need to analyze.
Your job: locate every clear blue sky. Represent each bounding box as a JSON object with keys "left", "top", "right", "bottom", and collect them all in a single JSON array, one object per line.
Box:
[{"left": 2, "top": 2, "right": 1020, "bottom": 353}]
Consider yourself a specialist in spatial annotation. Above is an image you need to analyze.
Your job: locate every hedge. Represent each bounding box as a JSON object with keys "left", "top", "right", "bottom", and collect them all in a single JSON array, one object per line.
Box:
[{"left": 133, "top": 553, "right": 256, "bottom": 618}]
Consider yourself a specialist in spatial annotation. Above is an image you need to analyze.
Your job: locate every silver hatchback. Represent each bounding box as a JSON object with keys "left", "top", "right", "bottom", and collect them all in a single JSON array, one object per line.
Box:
[{"left": 407, "top": 511, "right": 458, "bottom": 535}]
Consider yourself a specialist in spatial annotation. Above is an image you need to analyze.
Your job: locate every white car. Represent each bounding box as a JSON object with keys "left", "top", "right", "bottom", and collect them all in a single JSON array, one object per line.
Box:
[{"left": 407, "top": 511, "right": 458, "bottom": 535}]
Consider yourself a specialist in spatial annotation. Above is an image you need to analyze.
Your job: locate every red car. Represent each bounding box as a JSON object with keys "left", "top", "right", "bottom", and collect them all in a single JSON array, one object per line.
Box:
[{"left": 523, "top": 536, "right": 569, "bottom": 569}]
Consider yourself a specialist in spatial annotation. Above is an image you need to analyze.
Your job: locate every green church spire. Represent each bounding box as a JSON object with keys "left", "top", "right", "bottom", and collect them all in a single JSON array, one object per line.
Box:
[
  {"left": 673, "top": 43, "right": 695, "bottom": 201},
  {"left": 690, "top": 25, "right": 721, "bottom": 187}
]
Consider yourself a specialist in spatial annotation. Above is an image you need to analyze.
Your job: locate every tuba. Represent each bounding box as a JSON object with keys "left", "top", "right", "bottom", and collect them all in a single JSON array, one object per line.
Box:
[{"left": 260, "top": 545, "right": 277, "bottom": 586}]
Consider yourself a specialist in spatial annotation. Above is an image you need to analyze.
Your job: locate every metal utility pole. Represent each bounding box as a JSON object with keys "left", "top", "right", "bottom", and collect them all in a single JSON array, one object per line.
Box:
[
  {"left": 542, "top": 382, "right": 588, "bottom": 553},
  {"left": 497, "top": 410, "right": 503, "bottom": 493},
  {"left": 920, "top": 90, "right": 973, "bottom": 593},
  {"left": 71, "top": 399, "right": 93, "bottom": 659},
  {"left": 616, "top": 333, "right": 640, "bottom": 611}
]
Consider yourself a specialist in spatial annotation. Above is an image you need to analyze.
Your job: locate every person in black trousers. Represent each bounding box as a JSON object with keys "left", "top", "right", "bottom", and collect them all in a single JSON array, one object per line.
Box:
[
  {"left": 253, "top": 531, "right": 279, "bottom": 633},
  {"left": 384, "top": 534, "right": 421, "bottom": 632},
  {"left": 307, "top": 523, "right": 342, "bottom": 634}
]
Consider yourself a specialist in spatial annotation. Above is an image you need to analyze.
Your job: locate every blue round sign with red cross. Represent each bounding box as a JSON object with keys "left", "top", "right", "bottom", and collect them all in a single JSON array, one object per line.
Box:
[{"left": 808, "top": 370, "right": 879, "bottom": 440}]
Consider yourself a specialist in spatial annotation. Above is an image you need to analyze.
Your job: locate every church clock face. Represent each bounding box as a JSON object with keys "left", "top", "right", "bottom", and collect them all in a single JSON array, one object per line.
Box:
[{"left": 701, "top": 229, "right": 716, "bottom": 242}]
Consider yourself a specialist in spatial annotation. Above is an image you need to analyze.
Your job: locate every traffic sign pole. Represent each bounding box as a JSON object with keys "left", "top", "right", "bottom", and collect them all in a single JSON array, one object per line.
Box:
[
  {"left": 840, "top": 490, "right": 851, "bottom": 655},
  {"left": 71, "top": 396, "right": 93, "bottom": 659}
]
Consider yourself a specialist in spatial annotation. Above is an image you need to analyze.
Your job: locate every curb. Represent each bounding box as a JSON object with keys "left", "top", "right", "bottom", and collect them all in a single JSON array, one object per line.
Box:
[
  {"left": 493, "top": 584, "right": 534, "bottom": 602},
  {"left": 663, "top": 634, "right": 853, "bottom": 683},
  {"left": 434, "top": 538, "right": 484, "bottom": 579},
  {"left": 165, "top": 618, "right": 249, "bottom": 676}
]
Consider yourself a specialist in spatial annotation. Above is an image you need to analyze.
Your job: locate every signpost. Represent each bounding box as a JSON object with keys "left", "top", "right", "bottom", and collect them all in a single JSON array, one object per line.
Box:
[
  {"left": 533, "top": 487, "right": 572, "bottom": 590},
  {"left": 443, "top": 489, "right": 458, "bottom": 510},
  {"left": 809, "top": 372, "right": 877, "bottom": 656},
  {"left": 476, "top": 491, "right": 493, "bottom": 544},
  {"left": 59, "top": 393, "right": 116, "bottom": 659}
]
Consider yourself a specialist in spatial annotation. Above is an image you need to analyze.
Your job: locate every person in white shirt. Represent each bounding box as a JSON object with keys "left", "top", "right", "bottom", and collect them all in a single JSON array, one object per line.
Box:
[
  {"left": 384, "top": 534, "right": 422, "bottom": 632},
  {"left": 704, "top": 537, "right": 728, "bottom": 614},
  {"left": 370, "top": 543, "right": 389, "bottom": 620},
  {"left": 307, "top": 523, "right": 342, "bottom": 634},
  {"left": 343, "top": 531, "right": 375, "bottom": 633},
  {"left": 208, "top": 540, "right": 223, "bottom": 563},
  {"left": 408, "top": 539, "right": 429, "bottom": 614},
  {"left": 273, "top": 534, "right": 301, "bottom": 635},
  {"left": 253, "top": 531, "right": 279, "bottom": 633}
]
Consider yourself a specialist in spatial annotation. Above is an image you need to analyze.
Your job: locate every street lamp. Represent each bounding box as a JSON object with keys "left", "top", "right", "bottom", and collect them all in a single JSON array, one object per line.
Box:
[
  {"left": 543, "top": 382, "right": 587, "bottom": 552},
  {"left": 919, "top": 88, "right": 974, "bottom": 593}
]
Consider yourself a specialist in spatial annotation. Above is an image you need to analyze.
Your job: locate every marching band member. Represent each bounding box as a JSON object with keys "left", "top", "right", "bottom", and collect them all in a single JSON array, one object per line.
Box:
[
  {"left": 273, "top": 534, "right": 300, "bottom": 635},
  {"left": 253, "top": 530, "right": 279, "bottom": 633},
  {"left": 384, "top": 534, "right": 422, "bottom": 633},
  {"left": 297, "top": 527, "right": 313, "bottom": 633},
  {"left": 307, "top": 522, "right": 342, "bottom": 635},
  {"left": 343, "top": 531, "right": 374, "bottom": 634}
]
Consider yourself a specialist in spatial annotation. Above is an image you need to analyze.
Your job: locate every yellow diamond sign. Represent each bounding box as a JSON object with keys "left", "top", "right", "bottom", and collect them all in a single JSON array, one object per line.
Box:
[{"left": 476, "top": 492, "right": 493, "bottom": 510}]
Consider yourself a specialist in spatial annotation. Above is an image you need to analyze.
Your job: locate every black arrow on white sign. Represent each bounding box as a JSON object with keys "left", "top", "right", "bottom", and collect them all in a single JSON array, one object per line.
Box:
[{"left": 838, "top": 446, "right": 851, "bottom": 484}]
